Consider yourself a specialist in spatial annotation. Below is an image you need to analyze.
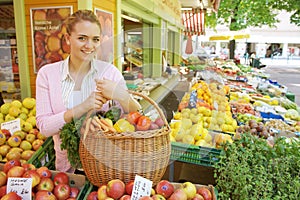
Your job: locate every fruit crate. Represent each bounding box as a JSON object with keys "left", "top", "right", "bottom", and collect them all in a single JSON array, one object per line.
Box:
[
  {"left": 27, "top": 136, "right": 56, "bottom": 169},
  {"left": 170, "top": 141, "right": 221, "bottom": 167}
]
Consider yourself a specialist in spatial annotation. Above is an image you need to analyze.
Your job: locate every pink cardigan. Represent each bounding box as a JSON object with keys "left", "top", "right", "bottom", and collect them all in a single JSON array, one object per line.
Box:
[{"left": 36, "top": 59, "right": 126, "bottom": 172}]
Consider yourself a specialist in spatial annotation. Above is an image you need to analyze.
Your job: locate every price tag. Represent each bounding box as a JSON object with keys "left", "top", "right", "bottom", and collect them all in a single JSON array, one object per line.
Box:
[
  {"left": 130, "top": 175, "right": 153, "bottom": 200},
  {"left": 7, "top": 177, "right": 32, "bottom": 200},
  {"left": 0, "top": 118, "right": 21, "bottom": 134}
]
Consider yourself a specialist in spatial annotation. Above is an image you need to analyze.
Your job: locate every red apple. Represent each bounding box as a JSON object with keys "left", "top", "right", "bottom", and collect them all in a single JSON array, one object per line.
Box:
[
  {"left": 97, "top": 184, "right": 108, "bottom": 200},
  {"left": 35, "top": 190, "right": 57, "bottom": 200},
  {"left": 53, "top": 183, "right": 71, "bottom": 200},
  {"left": 120, "top": 194, "right": 131, "bottom": 200},
  {"left": 0, "top": 129, "right": 11, "bottom": 139},
  {"left": 125, "top": 180, "right": 134, "bottom": 195},
  {"left": 22, "top": 163, "right": 36, "bottom": 171},
  {"left": 22, "top": 169, "right": 41, "bottom": 188},
  {"left": 0, "top": 171, "right": 7, "bottom": 187},
  {"left": 106, "top": 179, "right": 125, "bottom": 199},
  {"left": 32, "top": 139, "right": 44, "bottom": 151},
  {"left": 69, "top": 187, "right": 80, "bottom": 198},
  {"left": 37, "top": 177, "right": 55, "bottom": 192},
  {"left": 7, "top": 166, "right": 25, "bottom": 177},
  {"left": 139, "top": 196, "right": 152, "bottom": 200},
  {"left": 0, "top": 191, "right": 22, "bottom": 200},
  {"left": 87, "top": 191, "right": 98, "bottom": 200},
  {"left": 53, "top": 172, "right": 69, "bottom": 186},
  {"left": 197, "top": 187, "right": 212, "bottom": 200},
  {"left": 155, "top": 180, "right": 174, "bottom": 199},
  {"left": 169, "top": 188, "right": 187, "bottom": 200},
  {"left": 66, "top": 198, "right": 76, "bottom": 200},
  {"left": 192, "top": 194, "right": 204, "bottom": 200},
  {"left": 0, "top": 185, "right": 7, "bottom": 198},
  {"left": 37, "top": 166, "right": 52, "bottom": 178},
  {"left": 3, "top": 159, "right": 21, "bottom": 173},
  {"left": 152, "top": 194, "right": 166, "bottom": 200}
]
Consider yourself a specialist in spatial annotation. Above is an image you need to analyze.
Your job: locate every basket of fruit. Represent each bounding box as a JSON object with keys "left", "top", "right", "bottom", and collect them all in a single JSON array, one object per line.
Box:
[{"left": 79, "top": 91, "right": 171, "bottom": 187}]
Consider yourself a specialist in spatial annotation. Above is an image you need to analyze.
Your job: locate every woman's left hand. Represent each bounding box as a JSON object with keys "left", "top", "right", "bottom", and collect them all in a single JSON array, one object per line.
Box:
[{"left": 95, "top": 78, "right": 124, "bottom": 101}]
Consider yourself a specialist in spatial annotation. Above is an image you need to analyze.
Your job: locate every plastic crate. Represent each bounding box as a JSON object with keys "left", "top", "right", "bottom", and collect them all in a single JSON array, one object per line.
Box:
[
  {"left": 27, "top": 136, "right": 56, "bottom": 169},
  {"left": 170, "top": 142, "right": 221, "bottom": 167}
]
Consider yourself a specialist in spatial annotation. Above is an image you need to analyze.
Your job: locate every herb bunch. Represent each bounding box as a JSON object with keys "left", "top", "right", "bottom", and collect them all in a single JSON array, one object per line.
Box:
[
  {"left": 214, "top": 133, "right": 300, "bottom": 200},
  {"left": 60, "top": 115, "right": 86, "bottom": 169}
]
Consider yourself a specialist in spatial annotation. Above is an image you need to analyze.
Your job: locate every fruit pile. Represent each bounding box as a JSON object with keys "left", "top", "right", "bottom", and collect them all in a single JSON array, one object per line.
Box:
[
  {"left": 0, "top": 97, "right": 47, "bottom": 163},
  {"left": 86, "top": 179, "right": 215, "bottom": 200},
  {"left": 0, "top": 159, "right": 82, "bottom": 199}
]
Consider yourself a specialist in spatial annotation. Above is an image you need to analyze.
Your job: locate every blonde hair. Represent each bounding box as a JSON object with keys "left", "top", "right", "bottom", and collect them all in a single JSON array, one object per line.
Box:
[{"left": 64, "top": 9, "right": 101, "bottom": 34}]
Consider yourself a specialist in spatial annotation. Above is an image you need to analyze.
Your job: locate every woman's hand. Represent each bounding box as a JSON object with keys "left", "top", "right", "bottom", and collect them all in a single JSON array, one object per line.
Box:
[
  {"left": 82, "top": 91, "right": 108, "bottom": 111},
  {"left": 95, "top": 79, "right": 124, "bottom": 101}
]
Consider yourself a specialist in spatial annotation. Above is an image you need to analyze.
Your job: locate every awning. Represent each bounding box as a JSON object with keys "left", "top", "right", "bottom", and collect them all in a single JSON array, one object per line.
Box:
[
  {"left": 181, "top": 8, "right": 206, "bottom": 36},
  {"left": 209, "top": 31, "right": 250, "bottom": 41}
]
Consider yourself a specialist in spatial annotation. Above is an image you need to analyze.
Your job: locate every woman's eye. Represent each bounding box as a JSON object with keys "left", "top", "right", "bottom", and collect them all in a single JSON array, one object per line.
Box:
[
  {"left": 93, "top": 38, "right": 100, "bottom": 42},
  {"left": 78, "top": 37, "right": 86, "bottom": 41}
]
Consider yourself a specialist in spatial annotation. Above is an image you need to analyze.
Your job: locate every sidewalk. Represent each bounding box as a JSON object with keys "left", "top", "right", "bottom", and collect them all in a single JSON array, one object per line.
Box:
[{"left": 260, "top": 58, "right": 300, "bottom": 67}]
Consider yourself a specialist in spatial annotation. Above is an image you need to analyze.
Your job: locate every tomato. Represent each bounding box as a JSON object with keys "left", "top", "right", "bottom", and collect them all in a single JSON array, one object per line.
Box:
[
  {"left": 136, "top": 116, "right": 151, "bottom": 131},
  {"left": 126, "top": 111, "right": 142, "bottom": 125}
]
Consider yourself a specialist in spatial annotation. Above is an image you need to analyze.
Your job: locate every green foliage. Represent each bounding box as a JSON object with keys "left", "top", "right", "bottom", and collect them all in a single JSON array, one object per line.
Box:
[
  {"left": 214, "top": 133, "right": 300, "bottom": 199},
  {"left": 206, "top": 0, "right": 300, "bottom": 30}
]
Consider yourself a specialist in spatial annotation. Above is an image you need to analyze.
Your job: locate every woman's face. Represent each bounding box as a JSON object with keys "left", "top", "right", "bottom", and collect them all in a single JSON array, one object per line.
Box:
[{"left": 66, "top": 20, "right": 101, "bottom": 62}]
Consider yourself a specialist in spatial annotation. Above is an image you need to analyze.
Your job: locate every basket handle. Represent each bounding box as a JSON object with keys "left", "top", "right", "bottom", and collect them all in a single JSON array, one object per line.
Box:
[{"left": 128, "top": 90, "right": 170, "bottom": 129}]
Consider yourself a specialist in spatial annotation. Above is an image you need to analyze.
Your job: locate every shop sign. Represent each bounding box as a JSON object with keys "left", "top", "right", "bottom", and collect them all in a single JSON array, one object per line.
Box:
[
  {"left": 30, "top": 6, "right": 72, "bottom": 73},
  {"left": 155, "top": 0, "right": 181, "bottom": 20},
  {"left": 95, "top": 8, "right": 114, "bottom": 63}
]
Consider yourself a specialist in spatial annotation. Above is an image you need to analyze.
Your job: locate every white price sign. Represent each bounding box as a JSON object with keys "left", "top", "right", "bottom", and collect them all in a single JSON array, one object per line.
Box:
[
  {"left": 7, "top": 177, "right": 32, "bottom": 200},
  {"left": 0, "top": 118, "right": 21, "bottom": 134},
  {"left": 130, "top": 175, "right": 153, "bottom": 200}
]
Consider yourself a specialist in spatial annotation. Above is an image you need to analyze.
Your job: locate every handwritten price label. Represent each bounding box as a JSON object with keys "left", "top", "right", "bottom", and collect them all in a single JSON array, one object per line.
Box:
[
  {"left": 7, "top": 177, "right": 32, "bottom": 200},
  {"left": 1, "top": 118, "right": 21, "bottom": 134},
  {"left": 130, "top": 175, "right": 152, "bottom": 200}
]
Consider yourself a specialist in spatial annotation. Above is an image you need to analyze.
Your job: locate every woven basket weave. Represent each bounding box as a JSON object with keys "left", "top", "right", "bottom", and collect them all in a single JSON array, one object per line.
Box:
[{"left": 79, "top": 91, "right": 171, "bottom": 187}]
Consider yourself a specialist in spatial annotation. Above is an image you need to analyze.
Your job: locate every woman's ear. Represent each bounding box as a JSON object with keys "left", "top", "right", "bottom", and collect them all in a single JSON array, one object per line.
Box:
[{"left": 64, "top": 33, "right": 70, "bottom": 45}]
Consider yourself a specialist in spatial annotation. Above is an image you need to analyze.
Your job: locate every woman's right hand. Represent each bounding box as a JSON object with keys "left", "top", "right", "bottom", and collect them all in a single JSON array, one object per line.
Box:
[{"left": 82, "top": 91, "right": 108, "bottom": 111}]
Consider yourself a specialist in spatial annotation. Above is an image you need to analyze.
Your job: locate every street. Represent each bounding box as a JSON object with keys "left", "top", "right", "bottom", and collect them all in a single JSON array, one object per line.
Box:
[{"left": 261, "top": 58, "right": 300, "bottom": 106}]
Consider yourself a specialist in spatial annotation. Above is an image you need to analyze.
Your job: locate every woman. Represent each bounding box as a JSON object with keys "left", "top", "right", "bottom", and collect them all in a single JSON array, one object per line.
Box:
[{"left": 36, "top": 10, "right": 141, "bottom": 172}]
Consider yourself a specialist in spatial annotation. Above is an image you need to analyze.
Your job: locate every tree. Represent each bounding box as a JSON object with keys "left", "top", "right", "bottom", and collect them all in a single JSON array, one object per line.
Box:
[
  {"left": 205, "top": 0, "right": 300, "bottom": 59},
  {"left": 206, "top": 0, "right": 300, "bottom": 30}
]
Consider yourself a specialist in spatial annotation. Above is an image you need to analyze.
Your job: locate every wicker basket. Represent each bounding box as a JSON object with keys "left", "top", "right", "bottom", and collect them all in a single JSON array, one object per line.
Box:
[{"left": 79, "top": 91, "right": 171, "bottom": 187}]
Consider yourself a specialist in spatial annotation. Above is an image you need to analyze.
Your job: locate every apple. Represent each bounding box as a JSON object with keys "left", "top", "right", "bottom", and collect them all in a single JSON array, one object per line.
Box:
[
  {"left": 25, "top": 133, "right": 36, "bottom": 143},
  {"left": 181, "top": 181, "right": 197, "bottom": 199},
  {"left": 106, "top": 179, "right": 125, "bottom": 199},
  {"left": 152, "top": 194, "right": 166, "bottom": 200},
  {"left": 0, "top": 144, "right": 11, "bottom": 157},
  {"left": 192, "top": 194, "right": 204, "bottom": 200},
  {"left": 28, "top": 128, "right": 40, "bottom": 136},
  {"left": 53, "top": 172, "right": 69, "bottom": 186},
  {"left": 0, "top": 185, "right": 7, "bottom": 198},
  {"left": 0, "top": 132, "right": 6, "bottom": 145},
  {"left": 0, "top": 129, "right": 11, "bottom": 139},
  {"left": 21, "top": 150, "right": 35, "bottom": 160},
  {"left": 169, "top": 188, "right": 187, "bottom": 200},
  {"left": 155, "top": 180, "right": 174, "bottom": 199},
  {"left": 53, "top": 183, "right": 71, "bottom": 200},
  {"left": 66, "top": 198, "right": 76, "bottom": 200},
  {"left": 125, "top": 180, "right": 134, "bottom": 195},
  {"left": 87, "top": 191, "right": 98, "bottom": 200},
  {"left": 0, "top": 171, "right": 7, "bottom": 187},
  {"left": 32, "top": 139, "right": 44, "bottom": 151},
  {"left": 97, "top": 184, "right": 108, "bottom": 200},
  {"left": 155, "top": 117, "right": 165, "bottom": 128},
  {"left": 37, "top": 166, "right": 52, "bottom": 178},
  {"left": 22, "top": 169, "right": 41, "bottom": 187},
  {"left": 37, "top": 132, "right": 47, "bottom": 140},
  {"left": 120, "top": 194, "right": 131, "bottom": 200},
  {"left": 19, "top": 140, "right": 32, "bottom": 151},
  {"left": 13, "top": 130, "right": 26, "bottom": 140},
  {"left": 70, "top": 187, "right": 80, "bottom": 198},
  {"left": 7, "top": 135, "right": 22, "bottom": 147},
  {"left": 197, "top": 187, "right": 212, "bottom": 200},
  {"left": 37, "top": 177, "right": 55, "bottom": 192},
  {"left": 0, "top": 191, "right": 22, "bottom": 200},
  {"left": 35, "top": 190, "right": 57, "bottom": 200},
  {"left": 3, "top": 159, "right": 21, "bottom": 173},
  {"left": 21, "top": 163, "right": 36, "bottom": 171},
  {"left": 7, "top": 166, "right": 25, "bottom": 177},
  {"left": 6, "top": 151, "right": 21, "bottom": 161}
]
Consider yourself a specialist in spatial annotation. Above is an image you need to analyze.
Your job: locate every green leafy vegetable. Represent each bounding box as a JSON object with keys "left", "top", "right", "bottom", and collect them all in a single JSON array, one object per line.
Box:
[
  {"left": 103, "top": 106, "right": 121, "bottom": 123},
  {"left": 60, "top": 115, "right": 86, "bottom": 169}
]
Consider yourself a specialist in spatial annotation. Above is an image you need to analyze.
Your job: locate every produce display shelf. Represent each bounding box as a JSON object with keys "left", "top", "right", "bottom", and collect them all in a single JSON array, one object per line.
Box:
[
  {"left": 27, "top": 136, "right": 56, "bottom": 170},
  {"left": 170, "top": 142, "right": 221, "bottom": 167}
]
